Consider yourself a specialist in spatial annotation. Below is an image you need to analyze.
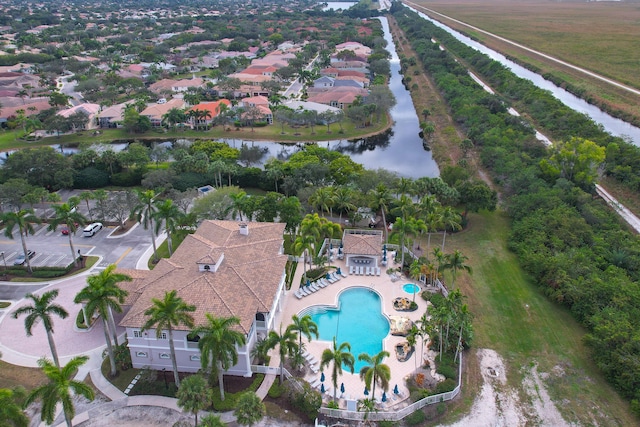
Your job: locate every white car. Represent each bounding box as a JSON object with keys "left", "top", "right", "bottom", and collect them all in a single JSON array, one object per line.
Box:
[{"left": 83, "top": 222, "right": 103, "bottom": 237}]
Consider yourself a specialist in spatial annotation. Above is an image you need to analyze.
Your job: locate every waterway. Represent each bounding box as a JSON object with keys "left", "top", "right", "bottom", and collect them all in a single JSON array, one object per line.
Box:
[
  {"left": 221, "top": 16, "right": 438, "bottom": 178},
  {"left": 406, "top": 5, "right": 640, "bottom": 146}
]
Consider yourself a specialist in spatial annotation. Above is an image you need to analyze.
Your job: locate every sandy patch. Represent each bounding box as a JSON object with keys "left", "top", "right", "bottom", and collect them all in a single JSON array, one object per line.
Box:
[{"left": 446, "top": 348, "right": 575, "bottom": 427}]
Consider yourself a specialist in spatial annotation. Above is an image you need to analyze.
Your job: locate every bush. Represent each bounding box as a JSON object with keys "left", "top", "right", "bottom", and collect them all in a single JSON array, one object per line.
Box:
[
  {"left": 378, "top": 421, "right": 397, "bottom": 427},
  {"left": 435, "top": 378, "right": 457, "bottom": 394},
  {"left": 111, "top": 169, "right": 144, "bottom": 187},
  {"left": 423, "top": 292, "right": 445, "bottom": 308},
  {"left": 405, "top": 409, "right": 426, "bottom": 426},
  {"left": 436, "top": 353, "right": 458, "bottom": 380},
  {"left": 286, "top": 381, "right": 321, "bottom": 420},
  {"left": 32, "top": 270, "right": 67, "bottom": 278},
  {"left": 268, "top": 380, "right": 286, "bottom": 399},
  {"left": 248, "top": 374, "right": 264, "bottom": 392},
  {"left": 211, "top": 390, "right": 238, "bottom": 411},
  {"left": 74, "top": 166, "right": 109, "bottom": 188}
]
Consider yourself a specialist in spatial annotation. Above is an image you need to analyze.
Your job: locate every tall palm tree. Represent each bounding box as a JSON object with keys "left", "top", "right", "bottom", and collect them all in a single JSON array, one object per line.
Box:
[
  {"left": 152, "top": 199, "right": 182, "bottom": 257},
  {"left": 390, "top": 217, "right": 416, "bottom": 268},
  {"left": 133, "top": 189, "right": 159, "bottom": 263},
  {"left": 1, "top": 209, "right": 41, "bottom": 274},
  {"left": 424, "top": 209, "right": 443, "bottom": 253},
  {"left": 369, "top": 184, "right": 392, "bottom": 243},
  {"left": 162, "top": 107, "right": 186, "bottom": 130},
  {"left": 0, "top": 387, "right": 28, "bottom": 427},
  {"left": 78, "top": 191, "right": 94, "bottom": 221},
  {"left": 25, "top": 356, "right": 94, "bottom": 427},
  {"left": 333, "top": 187, "right": 356, "bottom": 222},
  {"left": 320, "top": 337, "right": 355, "bottom": 403},
  {"left": 308, "top": 187, "right": 335, "bottom": 218},
  {"left": 440, "top": 206, "right": 462, "bottom": 251},
  {"left": 48, "top": 203, "right": 87, "bottom": 267},
  {"left": 265, "top": 325, "right": 298, "bottom": 385},
  {"left": 358, "top": 350, "right": 391, "bottom": 401},
  {"left": 74, "top": 265, "right": 130, "bottom": 377},
  {"left": 289, "top": 315, "right": 318, "bottom": 368},
  {"left": 293, "top": 233, "right": 316, "bottom": 281},
  {"left": 12, "top": 290, "right": 68, "bottom": 368},
  {"left": 229, "top": 191, "right": 248, "bottom": 221},
  {"left": 142, "top": 290, "right": 196, "bottom": 388},
  {"left": 454, "top": 304, "right": 472, "bottom": 363},
  {"left": 193, "top": 314, "right": 246, "bottom": 401},
  {"left": 442, "top": 250, "right": 472, "bottom": 290}
]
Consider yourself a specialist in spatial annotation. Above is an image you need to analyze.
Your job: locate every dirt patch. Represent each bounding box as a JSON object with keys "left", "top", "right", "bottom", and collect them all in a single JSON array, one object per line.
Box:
[{"left": 109, "top": 219, "right": 138, "bottom": 236}]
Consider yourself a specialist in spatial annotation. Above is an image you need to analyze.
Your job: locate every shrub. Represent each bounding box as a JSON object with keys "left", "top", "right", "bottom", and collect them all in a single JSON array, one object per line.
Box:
[
  {"left": 32, "top": 270, "right": 67, "bottom": 278},
  {"left": 435, "top": 378, "right": 457, "bottom": 394},
  {"left": 286, "top": 381, "right": 321, "bottom": 420},
  {"left": 211, "top": 390, "right": 238, "bottom": 411},
  {"left": 378, "top": 421, "right": 397, "bottom": 427},
  {"left": 74, "top": 166, "right": 109, "bottom": 188},
  {"left": 268, "top": 380, "right": 286, "bottom": 399},
  {"left": 248, "top": 374, "right": 264, "bottom": 392},
  {"left": 405, "top": 409, "right": 426, "bottom": 426},
  {"left": 326, "top": 400, "right": 339, "bottom": 409}
]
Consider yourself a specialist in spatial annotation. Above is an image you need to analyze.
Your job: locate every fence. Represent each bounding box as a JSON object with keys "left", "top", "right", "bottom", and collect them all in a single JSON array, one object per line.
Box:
[{"left": 318, "top": 352, "right": 462, "bottom": 422}]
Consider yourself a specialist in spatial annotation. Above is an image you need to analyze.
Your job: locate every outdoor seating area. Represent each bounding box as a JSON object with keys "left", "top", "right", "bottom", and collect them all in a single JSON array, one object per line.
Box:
[
  {"left": 294, "top": 269, "right": 346, "bottom": 299},
  {"left": 349, "top": 265, "right": 381, "bottom": 276},
  {"left": 395, "top": 341, "right": 413, "bottom": 362},
  {"left": 389, "top": 316, "right": 413, "bottom": 336},
  {"left": 393, "top": 297, "right": 413, "bottom": 311}
]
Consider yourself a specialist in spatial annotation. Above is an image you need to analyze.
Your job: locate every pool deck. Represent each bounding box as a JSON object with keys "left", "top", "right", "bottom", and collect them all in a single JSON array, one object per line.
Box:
[{"left": 270, "top": 252, "right": 431, "bottom": 410}]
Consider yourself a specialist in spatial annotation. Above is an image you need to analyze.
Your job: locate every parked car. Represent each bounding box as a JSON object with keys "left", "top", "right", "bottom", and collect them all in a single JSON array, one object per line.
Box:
[
  {"left": 14, "top": 250, "right": 35, "bottom": 265},
  {"left": 83, "top": 222, "right": 103, "bottom": 237},
  {"left": 61, "top": 222, "right": 79, "bottom": 235}
]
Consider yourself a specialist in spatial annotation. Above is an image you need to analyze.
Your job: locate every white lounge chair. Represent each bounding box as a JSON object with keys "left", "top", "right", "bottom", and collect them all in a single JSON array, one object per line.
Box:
[
  {"left": 295, "top": 290, "right": 304, "bottom": 299},
  {"left": 376, "top": 267, "right": 381, "bottom": 276},
  {"left": 349, "top": 265, "right": 355, "bottom": 275},
  {"left": 365, "top": 267, "right": 371, "bottom": 275},
  {"left": 316, "top": 280, "right": 326, "bottom": 288},
  {"left": 310, "top": 283, "right": 320, "bottom": 292},
  {"left": 320, "top": 278, "right": 330, "bottom": 287},
  {"left": 326, "top": 275, "right": 337, "bottom": 284},
  {"left": 299, "top": 287, "right": 309, "bottom": 296},
  {"left": 311, "top": 378, "right": 322, "bottom": 388},
  {"left": 331, "top": 272, "right": 340, "bottom": 282},
  {"left": 339, "top": 270, "right": 348, "bottom": 278}
]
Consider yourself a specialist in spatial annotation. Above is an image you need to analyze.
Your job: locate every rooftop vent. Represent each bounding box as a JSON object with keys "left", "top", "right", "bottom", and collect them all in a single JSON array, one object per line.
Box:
[{"left": 239, "top": 222, "right": 248, "bottom": 236}]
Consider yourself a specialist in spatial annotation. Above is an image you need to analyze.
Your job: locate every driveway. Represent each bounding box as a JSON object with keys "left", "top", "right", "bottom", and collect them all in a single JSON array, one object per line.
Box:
[{"left": 0, "top": 273, "right": 127, "bottom": 367}]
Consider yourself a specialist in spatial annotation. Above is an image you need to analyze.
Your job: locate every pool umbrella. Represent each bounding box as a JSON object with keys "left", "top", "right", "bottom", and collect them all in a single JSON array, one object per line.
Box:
[
  {"left": 393, "top": 384, "right": 399, "bottom": 394},
  {"left": 383, "top": 244, "right": 386, "bottom": 250},
  {"left": 336, "top": 267, "right": 342, "bottom": 275},
  {"left": 320, "top": 372, "right": 325, "bottom": 382},
  {"left": 382, "top": 392, "right": 387, "bottom": 402},
  {"left": 340, "top": 242, "right": 343, "bottom": 249},
  {"left": 364, "top": 387, "right": 369, "bottom": 396},
  {"left": 306, "top": 279, "right": 311, "bottom": 287},
  {"left": 321, "top": 383, "right": 325, "bottom": 393},
  {"left": 330, "top": 242, "right": 333, "bottom": 250},
  {"left": 326, "top": 273, "right": 332, "bottom": 280},
  {"left": 340, "top": 383, "right": 345, "bottom": 394}
]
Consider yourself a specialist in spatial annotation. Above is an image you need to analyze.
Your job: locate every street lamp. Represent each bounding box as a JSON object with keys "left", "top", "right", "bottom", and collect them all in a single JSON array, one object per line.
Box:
[{"left": 0, "top": 252, "right": 6, "bottom": 271}]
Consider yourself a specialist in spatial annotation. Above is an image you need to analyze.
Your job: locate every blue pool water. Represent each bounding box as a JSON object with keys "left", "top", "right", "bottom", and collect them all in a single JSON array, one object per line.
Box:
[
  {"left": 403, "top": 283, "right": 420, "bottom": 294},
  {"left": 308, "top": 288, "right": 390, "bottom": 372}
]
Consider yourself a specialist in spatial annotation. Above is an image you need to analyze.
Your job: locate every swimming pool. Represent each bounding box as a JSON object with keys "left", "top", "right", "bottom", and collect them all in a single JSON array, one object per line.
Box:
[
  {"left": 307, "top": 287, "right": 390, "bottom": 372},
  {"left": 403, "top": 283, "right": 420, "bottom": 294}
]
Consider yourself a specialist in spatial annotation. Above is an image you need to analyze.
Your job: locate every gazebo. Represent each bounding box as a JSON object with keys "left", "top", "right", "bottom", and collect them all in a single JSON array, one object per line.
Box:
[{"left": 341, "top": 229, "right": 383, "bottom": 268}]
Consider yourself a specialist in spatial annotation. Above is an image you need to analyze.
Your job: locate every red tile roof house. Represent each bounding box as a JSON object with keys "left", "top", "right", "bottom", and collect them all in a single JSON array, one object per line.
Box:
[
  {"left": 239, "top": 96, "right": 273, "bottom": 124},
  {"left": 306, "top": 86, "right": 369, "bottom": 110},
  {"left": 119, "top": 220, "right": 288, "bottom": 376},
  {"left": 186, "top": 99, "right": 231, "bottom": 128},
  {"left": 140, "top": 98, "right": 187, "bottom": 127}
]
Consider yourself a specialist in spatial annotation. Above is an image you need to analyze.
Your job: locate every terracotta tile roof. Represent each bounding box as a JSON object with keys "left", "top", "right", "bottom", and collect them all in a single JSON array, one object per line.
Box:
[
  {"left": 343, "top": 231, "right": 382, "bottom": 256},
  {"left": 187, "top": 99, "right": 231, "bottom": 117},
  {"left": 119, "top": 220, "right": 287, "bottom": 334}
]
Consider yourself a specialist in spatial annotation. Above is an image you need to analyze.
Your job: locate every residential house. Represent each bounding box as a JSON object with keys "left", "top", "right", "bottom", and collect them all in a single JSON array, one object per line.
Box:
[
  {"left": 312, "top": 76, "right": 364, "bottom": 89},
  {"left": 282, "top": 100, "right": 341, "bottom": 115},
  {"left": 239, "top": 95, "right": 272, "bottom": 124},
  {"left": 335, "top": 41, "right": 372, "bottom": 58},
  {"left": 119, "top": 221, "right": 289, "bottom": 376},
  {"left": 140, "top": 98, "right": 186, "bottom": 127},
  {"left": 306, "top": 86, "right": 369, "bottom": 110},
  {"left": 57, "top": 103, "right": 101, "bottom": 130},
  {"left": 97, "top": 102, "right": 132, "bottom": 128},
  {"left": 186, "top": 99, "right": 231, "bottom": 128}
]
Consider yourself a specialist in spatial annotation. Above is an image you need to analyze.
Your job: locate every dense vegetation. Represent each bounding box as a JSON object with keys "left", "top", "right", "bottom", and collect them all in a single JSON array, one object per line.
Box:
[{"left": 392, "top": 3, "right": 640, "bottom": 416}]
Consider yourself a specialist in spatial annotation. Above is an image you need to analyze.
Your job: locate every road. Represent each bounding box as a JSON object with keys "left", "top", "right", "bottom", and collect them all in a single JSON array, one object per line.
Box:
[{"left": 403, "top": 0, "right": 640, "bottom": 97}]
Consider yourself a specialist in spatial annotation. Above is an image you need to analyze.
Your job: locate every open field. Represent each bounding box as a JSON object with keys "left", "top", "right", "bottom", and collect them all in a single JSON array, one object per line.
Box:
[
  {"left": 407, "top": 0, "right": 640, "bottom": 122},
  {"left": 429, "top": 211, "right": 636, "bottom": 425}
]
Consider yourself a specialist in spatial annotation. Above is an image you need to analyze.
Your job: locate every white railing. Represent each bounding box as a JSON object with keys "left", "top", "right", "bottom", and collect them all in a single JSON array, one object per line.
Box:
[
  {"left": 250, "top": 365, "right": 304, "bottom": 393},
  {"left": 318, "top": 352, "right": 462, "bottom": 422}
]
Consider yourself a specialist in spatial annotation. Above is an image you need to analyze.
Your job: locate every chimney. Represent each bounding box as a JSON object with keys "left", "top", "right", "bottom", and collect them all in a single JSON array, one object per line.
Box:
[{"left": 239, "top": 222, "right": 248, "bottom": 236}]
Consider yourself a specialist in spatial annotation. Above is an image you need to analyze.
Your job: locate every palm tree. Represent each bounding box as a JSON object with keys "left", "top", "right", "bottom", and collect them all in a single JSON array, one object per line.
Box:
[
  {"left": 162, "top": 107, "right": 186, "bottom": 130},
  {"left": 265, "top": 325, "right": 298, "bottom": 385},
  {"left": 74, "top": 265, "right": 130, "bottom": 376},
  {"left": 442, "top": 250, "right": 472, "bottom": 290},
  {"left": 152, "top": 199, "right": 182, "bottom": 257},
  {"left": 424, "top": 209, "right": 443, "bottom": 253},
  {"left": 78, "top": 191, "right": 94, "bottom": 221},
  {"left": 25, "top": 356, "right": 94, "bottom": 427},
  {"left": 390, "top": 217, "right": 416, "bottom": 268},
  {"left": 48, "top": 203, "right": 87, "bottom": 267},
  {"left": 308, "top": 187, "right": 335, "bottom": 218},
  {"left": 358, "top": 350, "right": 391, "bottom": 401},
  {"left": 12, "top": 290, "right": 68, "bottom": 368},
  {"left": 454, "top": 304, "right": 472, "bottom": 363},
  {"left": 293, "top": 233, "right": 316, "bottom": 282},
  {"left": 440, "top": 206, "right": 462, "bottom": 251},
  {"left": 193, "top": 314, "right": 246, "bottom": 401},
  {"left": 369, "top": 184, "right": 392, "bottom": 243},
  {"left": 333, "top": 187, "right": 356, "bottom": 222},
  {"left": 142, "top": 290, "right": 196, "bottom": 388},
  {"left": 414, "top": 312, "right": 430, "bottom": 367},
  {"left": 0, "top": 387, "right": 28, "bottom": 427},
  {"left": 1, "top": 209, "right": 41, "bottom": 274},
  {"left": 289, "top": 315, "right": 318, "bottom": 368},
  {"left": 177, "top": 374, "right": 211, "bottom": 426},
  {"left": 229, "top": 191, "right": 248, "bottom": 221},
  {"left": 133, "top": 189, "right": 159, "bottom": 263},
  {"left": 320, "top": 337, "right": 355, "bottom": 403}
]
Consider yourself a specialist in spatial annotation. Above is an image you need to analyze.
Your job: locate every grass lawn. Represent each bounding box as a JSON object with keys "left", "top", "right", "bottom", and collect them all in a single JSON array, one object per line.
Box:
[
  {"left": 431, "top": 210, "right": 636, "bottom": 425},
  {"left": 0, "top": 359, "right": 47, "bottom": 390},
  {"left": 147, "top": 233, "right": 186, "bottom": 269},
  {"left": 0, "top": 114, "right": 391, "bottom": 152}
]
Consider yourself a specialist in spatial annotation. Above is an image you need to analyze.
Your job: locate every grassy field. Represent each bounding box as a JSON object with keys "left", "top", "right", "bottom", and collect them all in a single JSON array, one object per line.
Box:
[
  {"left": 428, "top": 211, "right": 636, "bottom": 425},
  {"left": 0, "top": 114, "right": 391, "bottom": 153},
  {"left": 408, "top": 0, "right": 640, "bottom": 121}
]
